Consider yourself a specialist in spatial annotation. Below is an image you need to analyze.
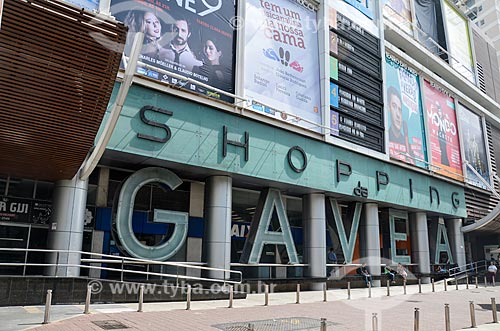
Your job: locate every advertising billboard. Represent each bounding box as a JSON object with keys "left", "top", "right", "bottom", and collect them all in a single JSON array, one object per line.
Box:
[
  {"left": 457, "top": 103, "right": 490, "bottom": 189},
  {"left": 443, "top": 1, "right": 474, "bottom": 83},
  {"left": 0, "top": 0, "right": 3, "bottom": 30},
  {"left": 244, "top": 0, "right": 321, "bottom": 131},
  {"left": 383, "top": 0, "right": 412, "bottom": 35},
  {"left": 423, "top": 80, "right": 462, "bottom": 181},
  {"left": 385, "top": 55, "right": 427, "bottom": 168},
  {"left": 64, "top": 0, "right": 99, "bottom": 11},
  {"left": 110, "top": 0, "right": 236, "bottom": 101}
]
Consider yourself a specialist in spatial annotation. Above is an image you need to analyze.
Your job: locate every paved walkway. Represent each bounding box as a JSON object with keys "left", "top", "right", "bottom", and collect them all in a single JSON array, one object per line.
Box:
[{"left": 2, "top": 281, "right": 500, "bottom": 330}]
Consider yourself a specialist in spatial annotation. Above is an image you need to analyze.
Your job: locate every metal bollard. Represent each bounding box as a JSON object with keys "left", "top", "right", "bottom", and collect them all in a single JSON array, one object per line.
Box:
[
  {"left": 404, "top": 280, "right": 407, "bottom": 295},
  {"left": 414, "top": 308, "right": 420, "bottom": 331},
  {"left": 372, "top": 313, "right": 378, "bottom": 331},
  {"left": 84, "top": 285, "right": 92, "bottom": 314},
  {"left": 320, "top": 318, "right": 327, "bottom": 331},
  {"left": 485, "top": 275, "right": 488, "bottom": 288},
  {"left": 455, "top": 277, "right": 459, "bottom": 290},
  {"left": 492, "top": 298, "right": 498, "bottom": 323},
  {"left": 432, "top": 278, "right": 435, "bottom": 292},
  {"left": 466, "top": 276, "right": 469, "bottom": 290},
  {"left": 368, "top": 281, "right": 372, "bottom": 298},
  {"left": 387, "top": 279, "right": 390, "bottom": 296},
  {"left": 138, "top": 285, "right": 144, "bottom": 312},
  {"left": 469, "top": 301, "right": 476, "bottom": 328},
  {"left": 445, "top": 304, "right": 451, "bottom": 331},
  {"left": 347, "top": 282, "right": 351, "bottom": 300},
  {"left": 475, "top": 276, "right": 478, "bottom": 288},
  {"left": 296, "top": 284, "right": 300, "bottom": 304},
  {"left": 323, "top": 283, "right": 327, "bottom": 302},
  {"left": 228, "top": 285, "right": 234, "bottom": 308},
  {"left": 42, "top": 289, "right": 52, "bottom": 324},
  {"left": 444, "top": 279, "right": 447, "bottom": 291},
  {"left": 418, "top": 278, "right": 422, "bottom": 294},
  {"left": 186, "top": 285, "right": 191, "bottom": 310},
  {"left": 264, "top": 284, "right": 269, "bottom": 306}
]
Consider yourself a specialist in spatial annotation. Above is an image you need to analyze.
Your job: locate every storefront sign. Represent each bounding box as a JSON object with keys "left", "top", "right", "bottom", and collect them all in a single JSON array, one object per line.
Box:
[{"left": 0, "top": 197, "right": 51, "bottom": 224}]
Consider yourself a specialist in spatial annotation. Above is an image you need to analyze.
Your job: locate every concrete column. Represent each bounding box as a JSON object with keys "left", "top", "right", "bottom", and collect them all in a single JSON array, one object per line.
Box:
[
  {"left": 410, "top": 212, "right": 431, "bottom": 284},
  {"left": 303, "top": 193, "right": 326, "bottom": 290},
  {"left": 204, "top": 176, "right": 232, "bottom": 280},
  {"left": 360, "top": 203, "right": 381, "bottom": 287},
  {"left": 46, "top": 174, "right": 88, "bottom": 276},
  {"left": 446, "top": 218, "right": 466, "bottom": 269}
]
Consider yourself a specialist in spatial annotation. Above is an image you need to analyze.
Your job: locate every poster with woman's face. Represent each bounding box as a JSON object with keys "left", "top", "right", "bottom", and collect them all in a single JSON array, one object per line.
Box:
[
  {"left": 423, "top": 80, "right": 463, "bottom": 181},
  {"left": 110, "top": 0, "right": 236, "bottom": 101},
  {"left": 457, "top": 104, "right": 490, "bottom": 188},
  {"left": 385, "top": 55, "right": 427, "bottom": 168}
]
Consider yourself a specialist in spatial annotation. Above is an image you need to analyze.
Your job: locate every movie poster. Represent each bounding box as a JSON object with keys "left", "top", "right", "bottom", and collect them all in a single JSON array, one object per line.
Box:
[
  {"left": 244, "top": 0, "right": 321, "bottom": 131},
  {"left": 385, "top": 55, "right": 427, "bottom": 168},
  {"left": 110, "top": 0, "right": 236, "bottom": 101},
  {"left": 457, "top": 103, "right": 490, "bottom": 189},
  {"left": 423, "top": 80, "right": 463, "bottom": 181}
]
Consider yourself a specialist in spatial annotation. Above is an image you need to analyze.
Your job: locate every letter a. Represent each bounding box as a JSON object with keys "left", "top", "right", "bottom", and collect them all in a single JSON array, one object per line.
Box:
[{"left": 240, "top": 188, "right": 299, "bottom": 264}]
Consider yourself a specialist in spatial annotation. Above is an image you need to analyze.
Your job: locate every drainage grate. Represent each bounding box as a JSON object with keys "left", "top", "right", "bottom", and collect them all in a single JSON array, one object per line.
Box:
[
  {"left": 92, "top": 320, "right": 130, "bottom": 330},
  {"left": 214, "top": 317, "right": 338, "bottom": 331}
]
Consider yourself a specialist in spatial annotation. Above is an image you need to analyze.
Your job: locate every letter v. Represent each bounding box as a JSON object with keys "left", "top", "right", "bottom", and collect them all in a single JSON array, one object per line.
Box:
[{"left": 327, "top": 198, "right": 361, "bottom": 264}]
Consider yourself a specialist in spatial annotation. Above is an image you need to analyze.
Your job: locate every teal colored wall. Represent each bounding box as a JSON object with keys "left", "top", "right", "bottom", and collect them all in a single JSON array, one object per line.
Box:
[{"left": 104, "top": 84, "right": 466, "bottom": 217}]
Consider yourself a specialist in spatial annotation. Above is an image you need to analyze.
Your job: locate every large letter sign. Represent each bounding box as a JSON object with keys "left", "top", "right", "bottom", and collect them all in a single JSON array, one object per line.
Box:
[
  {"left": 240, "top": 188, "right": 299, "bottom": 264},
  {"left": 115, "top": 167, "right": 188, "bottom": 260},
  {"left": 434, "top": 218, "right": 454, "bottom": 264},
  {"left": 389, "top": 210, "right": 411, "bottom": 264},
  {"left": 327, "top": 199, "right": 361, "bottom": 264}
]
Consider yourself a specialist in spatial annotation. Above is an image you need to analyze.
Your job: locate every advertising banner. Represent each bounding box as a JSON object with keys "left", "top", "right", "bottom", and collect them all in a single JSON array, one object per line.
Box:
[
  {"left": 385, "top": 55, "right": 427, "bottom": 168},
  {"left": 423, "top": 80, "right": 462, "bottom": 180},
  {"left": 0, "top": 0, "right": 3, "bottom": 30},
  {"left": 457, "top": 103, "right": 490, "bottom": 189},
  {"left": 414, "top": 0, "right": 447, "bottom": 56},
  {"left": 110, "top": 0, "right": 236, "bottom": 101},
  {"left": 244, "top": 0, "right": 321, "bottom": 131},
  {"left": 64, "top": 0, "right": 99, "bottom": 11},
  {"left": 383, "top": 0, "right": 412, "bottom": 35},
  {"left": 443, "top": 2, "right": 475, "bottom": 83}
]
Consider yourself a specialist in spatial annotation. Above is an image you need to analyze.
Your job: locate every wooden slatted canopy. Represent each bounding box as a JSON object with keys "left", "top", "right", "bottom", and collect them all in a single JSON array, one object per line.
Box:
[{"left": 0, "top": 0, "right": 127, "bottom": 181}]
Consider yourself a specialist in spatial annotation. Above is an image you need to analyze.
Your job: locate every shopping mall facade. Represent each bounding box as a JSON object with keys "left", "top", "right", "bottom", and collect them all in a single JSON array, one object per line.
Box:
[{"left": 1, "top": 0, "right": 500, "bottom": 285}]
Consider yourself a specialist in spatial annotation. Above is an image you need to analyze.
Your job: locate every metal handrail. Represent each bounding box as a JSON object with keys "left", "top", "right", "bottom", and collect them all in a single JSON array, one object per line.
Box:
[
  {"left": 0, "top": 248, "right": 242, "bottom": 284},
  {"left": 448, "top": 260, "right": 487, "bottom": 278}
]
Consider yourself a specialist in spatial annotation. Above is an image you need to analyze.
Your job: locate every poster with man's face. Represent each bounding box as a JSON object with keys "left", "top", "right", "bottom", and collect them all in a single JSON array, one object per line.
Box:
[
  {"left": 110, "top": 0, "right": 236, "bottom": 101},
  {"left": 423, "top": 80, "right": 463, "bottom": 181},
  {"left": 385, "top": 55, "right": 426, "bottom": 168}
]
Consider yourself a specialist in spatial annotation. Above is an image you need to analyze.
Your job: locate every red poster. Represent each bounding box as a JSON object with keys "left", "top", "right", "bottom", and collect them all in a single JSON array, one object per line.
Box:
[{"left": 423, "top": 80, "right": 463, "bottom": 181}]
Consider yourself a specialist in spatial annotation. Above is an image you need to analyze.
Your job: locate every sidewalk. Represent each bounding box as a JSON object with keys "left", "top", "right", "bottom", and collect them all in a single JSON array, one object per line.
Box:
[{"left": 1, "top": 281, "right": 499, "bottom": 330}]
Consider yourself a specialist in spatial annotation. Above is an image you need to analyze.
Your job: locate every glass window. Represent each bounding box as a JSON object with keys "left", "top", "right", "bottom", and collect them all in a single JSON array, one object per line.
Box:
[
  {"left": 7, "top": 178, "right": 35, "bottom": 198},
  {"left": 0, "top": 176, "right": 7, "bottom": 196},
  {"left": 34, "top": 181, "right": 53, "bottom": 201}
]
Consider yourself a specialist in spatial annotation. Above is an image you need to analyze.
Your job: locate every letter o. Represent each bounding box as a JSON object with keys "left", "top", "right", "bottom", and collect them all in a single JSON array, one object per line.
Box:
[{"left": 287, "top": 146, "right": 307, "bottom": 173}]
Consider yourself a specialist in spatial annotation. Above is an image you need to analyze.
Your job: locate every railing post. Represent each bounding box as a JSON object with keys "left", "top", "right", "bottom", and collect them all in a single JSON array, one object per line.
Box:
[
  {"left": 186, "top": 285, "right": 191, "bottom": 310},
  {"left": 320, "top": 318, "right": 327, "bottom": 331},
  {"left": 372, "top": 313, "right": 378, "bottom": 331},
  {"left": 387, "top": 279, "right": 390, "bottom": 296},
  {"left": 432, "top": 278, "right": 435, "bottom": 292},
  {"left": 323, "top": 283, "right": 327, "bottom": 302},
  {"left": 492, "top": 298, "right": 498, "bottom": 323},
  {"left": 42, "top": 290, "right": 52, "bottom": 324},
  {"left": 347, "top": 282, "right": 351, "bottom": 300},
  {"left": 146, "top": 264, "right": 150, "bottom": 281},
  {"left": 120, "top": 258, "right": 124, "bottom": 282},
  {"left": 418, "top": 278, "right": 422, "bottom": 293},
  {"left": 228, "top": 285, "right": 234, "bottom": 308},
  {"left": 263, "top": 284, "right": 269, "bottom": 306},
  {"left": 469, "top": 301, "right": 476, "bottom": 328},
  {"left": 84, "top": 284, "right": 92, "bottom": 314},
  {"left": 295, "top": 284, "right": 300, "bottom": 304},
  {"left": 414, "top": 308, "right": 420, "bottom": 331},
  {"left": 138, "top": 285, "right": 144, "bottom": 312},
  {"left": 54, "top": 251, "right": 59, "bottom": 276},
  {"left": 444, "top": 304, "right": 451, "bottom": 331}
]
